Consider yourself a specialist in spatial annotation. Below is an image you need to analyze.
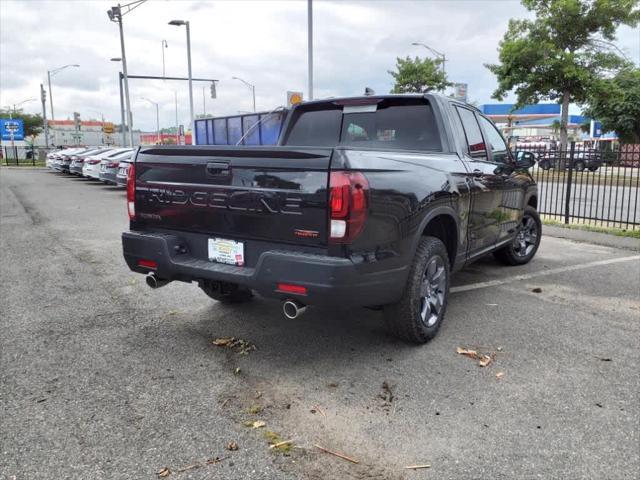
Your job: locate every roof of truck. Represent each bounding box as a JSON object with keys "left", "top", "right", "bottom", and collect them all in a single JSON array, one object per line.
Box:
[{"left": 296, "top": 92, "right": 480, "bottom": 112}]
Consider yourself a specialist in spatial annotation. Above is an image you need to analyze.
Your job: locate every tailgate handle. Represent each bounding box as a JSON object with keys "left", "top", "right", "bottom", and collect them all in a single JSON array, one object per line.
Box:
[{"left": 206, "top": 162, "right": 230, "bottom": 176}]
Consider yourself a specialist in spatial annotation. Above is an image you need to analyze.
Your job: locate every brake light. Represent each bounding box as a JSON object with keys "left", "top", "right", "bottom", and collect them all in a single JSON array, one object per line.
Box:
[
  {"left": 329, "top": 171, "right": 368, "bottom": 243},
  {"left": 88, "top": 159, "right": 101, "bottom": 165},
  {"left": 107, "top": 162, "right": 119, "bottom": 168},
  {"left": 277, "top": 283, "right": 307, "bottom": 295},
  {"left": 127, "top": 163, "right": 135, "bottom": 220},
  {"left": 137, "top": 259, "right": 157, "bottom": 269}
]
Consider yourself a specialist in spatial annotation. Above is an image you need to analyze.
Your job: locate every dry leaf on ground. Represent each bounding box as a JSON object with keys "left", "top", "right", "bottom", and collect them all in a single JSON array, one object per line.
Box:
[
  {"left": 252, "top": 420, "right": 266, "bottom": 429},
  {"left": 478, "top": 355, "right": 492, "bottom": 367},
  {"left": 212, "top": 337, "right": 256, "bottom": 355},
  {"left": 496, "top": 371, "right": 505, "bottom": 379},
  {"left": 456, "top": 347, "right": 478, "bottom": 358},
  {"left": 226, "top": 441, "right": 239, "bottom": 451},
  {"left": 156, "top": 467, "right": 171, "bottom": 477}
]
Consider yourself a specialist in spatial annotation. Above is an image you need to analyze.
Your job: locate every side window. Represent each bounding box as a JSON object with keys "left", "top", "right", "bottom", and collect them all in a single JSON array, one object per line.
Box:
[
  {"left": 455, "top": 106, "right": 487, "bottom": 160},
  {"left": 478, "top": 115, "right": 510, "bottom": 164}
]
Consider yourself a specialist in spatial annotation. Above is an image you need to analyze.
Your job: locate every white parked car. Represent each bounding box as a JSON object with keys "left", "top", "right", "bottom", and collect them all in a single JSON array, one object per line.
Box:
[
  {"left": 99, "top": 149, "right": 134, "bottom": 184},
  {"left": 82, "top": 148, "right": 132, "bottom": 179},
  {"left": 47, "top": 147, "right": 85, "bottom": 170}
]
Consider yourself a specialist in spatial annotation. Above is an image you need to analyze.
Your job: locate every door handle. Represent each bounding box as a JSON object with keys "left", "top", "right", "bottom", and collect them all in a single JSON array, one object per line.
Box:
[{"left": 206, "top": 162, "right": 230, "bottom": 175}]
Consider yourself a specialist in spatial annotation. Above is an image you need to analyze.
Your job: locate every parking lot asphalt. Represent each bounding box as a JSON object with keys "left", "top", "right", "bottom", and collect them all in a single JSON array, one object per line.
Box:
[{"left": 1, "top": 168, "right": 639, "bottom": 480}]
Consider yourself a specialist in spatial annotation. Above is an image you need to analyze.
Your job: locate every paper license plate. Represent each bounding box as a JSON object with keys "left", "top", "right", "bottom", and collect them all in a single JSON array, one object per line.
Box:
[{"left": 208, "top": 238, "right": 245, "bottom": 266}]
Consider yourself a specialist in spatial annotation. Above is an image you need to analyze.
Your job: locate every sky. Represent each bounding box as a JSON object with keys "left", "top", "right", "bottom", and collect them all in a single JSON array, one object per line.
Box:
[{"left": 1, "top": 0, "right": 639, "bottom": 132}]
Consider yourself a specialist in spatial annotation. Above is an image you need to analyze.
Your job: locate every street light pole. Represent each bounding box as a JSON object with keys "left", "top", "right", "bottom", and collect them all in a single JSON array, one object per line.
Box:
[
  {"left": 40, "top": 85, "right": 49, "bottom": 148},
  {"left": 109, "top": 1, "right": 147, "bottom": 148},
  {"left": 232, "top": 76, "right": 256, "bottom": 113},
  {"left": 308, "top": 0, "right": 313, "bottom": 100},
  {"left": 411, "top": 42, "right": 446, "bottom": 92},
  {"left": 169, "top": 19, "right": 194, "bottom": 136},
  {"left": 141, "top": 97, "right": 160, "bottom": 144},
  {"left": 114, "top": 6, "right": 134, "bottom": 147},
  {"left": 161, "top": 39, "right": 168, "bottom": 78},
  {"left": 47, "top": 64, "right": 80, "bottom": 121},
  {"left": 174, "top": 90, "right": 179, "bottom": 145}
]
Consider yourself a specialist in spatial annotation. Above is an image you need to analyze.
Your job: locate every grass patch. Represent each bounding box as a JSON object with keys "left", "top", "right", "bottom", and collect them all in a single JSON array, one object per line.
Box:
[
  {"left": 542, "top": 218, "right": 640, "bottom": 239},
  {"left": 263, "top": 430, "right": 293, "bottom": 455},
  {"left": 247, "top": 404, "right": 264, "bottom": 415}
]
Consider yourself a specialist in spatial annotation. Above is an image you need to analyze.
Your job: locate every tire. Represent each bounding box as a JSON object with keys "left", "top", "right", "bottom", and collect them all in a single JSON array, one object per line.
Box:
[
  {"left": 574, "top": 160, "right": 586, "bottom": 171},
  {"left": 588, "top": 165, "right": 599, "bottom": 172},
  {"left": 539, "top": 160, "right": 551, "bottom": 171},
  {"left": 384, "top": 236, "right": 450, "bottom": 344},
  {"left": 493, "top": 206, "right": 542, "bottom": 266},
  {"left": 200, "top": 281, "right": 253, "bottom": 304}
]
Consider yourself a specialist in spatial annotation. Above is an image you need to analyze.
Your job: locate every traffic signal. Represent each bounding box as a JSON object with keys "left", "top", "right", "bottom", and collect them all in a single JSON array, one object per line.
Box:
[
  {"left": 73, "top": 112, "right": 81, "bottom": 131},
  {"left": 210, "top": 81, "right": 217, "bottom": 99},
  {"left": 41, "top": 86, "right": 46, "bottom": 103}
]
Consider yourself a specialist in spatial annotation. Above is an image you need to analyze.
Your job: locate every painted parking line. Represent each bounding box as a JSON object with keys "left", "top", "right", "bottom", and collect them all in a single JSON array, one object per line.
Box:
[{"left": 451, "top": 255, "right": 640, "bottom": 294}]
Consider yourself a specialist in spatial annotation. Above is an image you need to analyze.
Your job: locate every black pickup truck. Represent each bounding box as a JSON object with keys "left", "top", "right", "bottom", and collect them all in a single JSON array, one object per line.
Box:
[{"left": 122, "top": 94, "right": 540, "bottom": 344}]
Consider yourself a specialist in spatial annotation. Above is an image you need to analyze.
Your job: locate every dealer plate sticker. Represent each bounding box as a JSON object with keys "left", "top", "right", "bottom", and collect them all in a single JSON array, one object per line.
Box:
[{"left": 208, "top": 238, "right": 245, "bottom": 266}]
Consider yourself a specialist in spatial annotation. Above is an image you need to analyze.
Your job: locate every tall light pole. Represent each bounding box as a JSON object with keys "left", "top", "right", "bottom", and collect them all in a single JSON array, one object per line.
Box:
[
  {"left": 110, "top": 57, "right": 127, "bottom": 147},
  {"left": 174, "top": 90, "right": 179, "bottom": 144},
  {"left": 307, "top": 0, "right": 313, "bottom": 100},
  {"left": 141, "top": 97, "right": 160, "bottom": 144},
  {"left": 47, "top": 64, "right": 79, "bottom": 123},
  {"left": 412, "top": 42, "right": 446, "bottom": 92},
  {"left": 10, "top": 98, "right": 36, "bottom": 118},
  {"left": 161, "top": 39, "right": 168, "bottom": 78},
  {"left": 108, "top": 1, "right": 147, "bottom": 148},
  {"left": 40, "top": 86, "right": 49, "bottom": 147},
  {"left": 232, "top": 76, "right": 256, "bottom": 113},
  {"left": 169, "top": 20, "right": 194, "bottom": 135}
]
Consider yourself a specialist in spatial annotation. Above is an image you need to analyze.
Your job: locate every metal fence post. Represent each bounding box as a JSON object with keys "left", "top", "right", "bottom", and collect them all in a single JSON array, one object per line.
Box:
[{"left": 564, "top": 141, "right": 575, "bottom": 224}]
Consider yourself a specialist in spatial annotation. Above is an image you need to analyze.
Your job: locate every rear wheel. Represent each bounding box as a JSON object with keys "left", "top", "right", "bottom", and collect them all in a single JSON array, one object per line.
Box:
[
  {"left": 384, "top": 236, "right": 450, "bottom": 344},
  {"left": 574, "top": 160, "right": 586, "bottom": 171},
  {"left": 539, "top": 160, "right": 551, "bottom": 170},
  {"left": 493, "top": 206, "right": 541, "bottom": 266},
  {"left": 200, "top": 281, "right": 253, "bottom": 304}
]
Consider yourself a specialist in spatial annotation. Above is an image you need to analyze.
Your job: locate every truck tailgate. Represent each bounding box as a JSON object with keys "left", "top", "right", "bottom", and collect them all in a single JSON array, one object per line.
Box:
[{"left": 133, "top": 146, "right": 332, "bottom": 246}]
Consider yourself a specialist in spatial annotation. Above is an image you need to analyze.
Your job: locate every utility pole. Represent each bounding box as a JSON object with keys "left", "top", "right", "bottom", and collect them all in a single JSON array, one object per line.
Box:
[
  {"left": 108, "top": 1, "right": 148, "bottom": 148},
  {"left": 161, "top": 39, "right": 168, "bottom": 78},
  {"left": 118, "top": 72, "right": 127, "bottom": 146},
  {"left": 169, "top": 19, "right": 195, "bottom": 134},
  {"left": 307, "top": 0, "right": 313, "bottom": 100},
  {"left": 40, "top": 84, "right": 49, "bottom": 148},
  {"left": 175, "top": 90, "right": 179, "bottom": 144}
]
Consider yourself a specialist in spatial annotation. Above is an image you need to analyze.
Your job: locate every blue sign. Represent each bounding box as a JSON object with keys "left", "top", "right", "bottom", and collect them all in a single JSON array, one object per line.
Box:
[
  {"left": 1, "top": 118, "right": 25, "bottom": 141},
  {"left": 592, "top": 121, "right": 603, "bottom": 138}
]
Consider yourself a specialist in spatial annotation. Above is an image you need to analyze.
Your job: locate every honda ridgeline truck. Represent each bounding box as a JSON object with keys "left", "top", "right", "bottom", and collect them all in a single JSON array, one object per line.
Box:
[{"left": 122, "top": 94, "right": 540, "bottom": 344}]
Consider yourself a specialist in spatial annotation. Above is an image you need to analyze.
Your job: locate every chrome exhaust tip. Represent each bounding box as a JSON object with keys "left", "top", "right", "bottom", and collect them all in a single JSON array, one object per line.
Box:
[
  {"left": 145, "top": 272, "right": 170, "bottom": 289},
  {"left": 283, "top": 299, "right": 307, "bottom": 319}
]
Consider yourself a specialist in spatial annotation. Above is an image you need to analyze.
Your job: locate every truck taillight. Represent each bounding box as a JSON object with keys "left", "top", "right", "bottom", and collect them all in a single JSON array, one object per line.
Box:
[
  {"left": 127, "top": 163, "right": 135, "bottom": 220},
  {"left": 329, "top": 171, "right": 368, "bottom": 243}
]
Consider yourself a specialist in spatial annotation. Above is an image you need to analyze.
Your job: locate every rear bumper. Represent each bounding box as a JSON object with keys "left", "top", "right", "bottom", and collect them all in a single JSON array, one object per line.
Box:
[
  {"left": 100, "top": 171, "right": 118, "bottom": 184},
  {"left": 122, "top": 230, "right": 407, "bottom": 307}
]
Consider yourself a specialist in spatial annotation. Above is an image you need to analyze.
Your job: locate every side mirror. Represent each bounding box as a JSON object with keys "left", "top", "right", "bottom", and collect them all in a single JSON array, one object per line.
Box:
[{"left": 514, "top": 151, "right": 536, "bottom": 168}]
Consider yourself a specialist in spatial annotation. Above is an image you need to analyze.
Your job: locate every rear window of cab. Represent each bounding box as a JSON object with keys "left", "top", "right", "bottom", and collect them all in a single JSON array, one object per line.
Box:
[{"left": 283, "top": 98, "right": 442, "bottom": 151}]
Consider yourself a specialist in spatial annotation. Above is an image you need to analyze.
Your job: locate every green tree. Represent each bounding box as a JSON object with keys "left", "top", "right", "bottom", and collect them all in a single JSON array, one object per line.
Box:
[
  {"left": 486, "top": 0, "right": 640, "bottom": 151},
  {"left": 583, "top": 67, "right": 640, "bottom": 143},
  {"left": 389, "top": 56, "right": 450, "bottom": 93},
  {"left": 0, "top": 108, "right": 44, "bottom": 141}
]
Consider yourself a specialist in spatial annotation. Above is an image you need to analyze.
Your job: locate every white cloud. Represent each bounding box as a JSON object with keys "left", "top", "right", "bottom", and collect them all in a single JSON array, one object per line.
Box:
[{"left": 1, "top": 0, "right": 638, "bottom": 131}]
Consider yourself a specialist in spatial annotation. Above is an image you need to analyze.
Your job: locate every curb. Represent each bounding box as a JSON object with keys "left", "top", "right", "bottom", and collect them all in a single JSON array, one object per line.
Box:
[{"left": 543, "top": 225, "right": 640, "bottom": 251}]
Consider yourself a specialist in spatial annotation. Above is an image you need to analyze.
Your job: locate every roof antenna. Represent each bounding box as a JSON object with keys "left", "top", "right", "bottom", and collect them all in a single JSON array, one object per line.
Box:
[{"left": 364, "top": 87, "right": 375, "bottom": 96}]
